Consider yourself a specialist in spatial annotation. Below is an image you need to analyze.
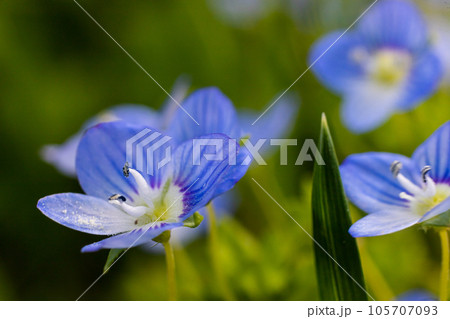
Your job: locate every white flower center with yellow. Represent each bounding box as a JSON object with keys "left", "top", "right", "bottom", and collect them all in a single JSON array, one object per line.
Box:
[
  {"left": 352, "top": 48, "right": 413, "bottom": 85},
  {"left": 391, "top": 161, "right": 450, "bottom": 216},
  {"left": 108, "top": 168, "right": 183, "bottom": 226}
]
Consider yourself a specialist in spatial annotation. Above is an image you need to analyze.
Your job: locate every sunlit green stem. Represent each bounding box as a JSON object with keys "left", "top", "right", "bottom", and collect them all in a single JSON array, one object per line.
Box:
[
  {"left": 163, "top": 239, "right": 177, "bottom": 301},
  {"left": 439, "top": 229, "right": 449, "bottom": 301},
  {"left": 207, "top": 202, "right": 234, "bottom": 300},
  {"left": 359, "top": 240, "right": 395, "bottom": 301}
]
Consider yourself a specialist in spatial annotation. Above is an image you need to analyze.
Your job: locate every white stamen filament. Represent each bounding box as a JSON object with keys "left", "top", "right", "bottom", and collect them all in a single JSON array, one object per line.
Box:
[
  {"left": 396, "top": 173, "right": 423, "bottom": 196},
  {"left": 109, "top": 199, "right": 150, "bottom": 218},
  {"left": 399, "top": 192, "right": 416, "bottom": 202},
  {"left": 390, "top": 161, "right": 450, "bottom": 216}
]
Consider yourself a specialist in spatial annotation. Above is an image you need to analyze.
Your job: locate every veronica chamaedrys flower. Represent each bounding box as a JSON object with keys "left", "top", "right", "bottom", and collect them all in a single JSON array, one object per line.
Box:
[
  {"left": 41, "top": 79, "right": 188, "bottom": 177},
  {"left": 37, "top": 121, "right": 247, "bottom": 252},
  {"left": 429, "top": 18, "right": 450, "bottom": 85},
  {"left": 340, "top": 121, "right": 450, "bottom": 237},
  {"left": 207, "top": 0, "right": 276, "bottom": 28},
  {"left": 396, "top": 290, "right": 437, "bottom": 301},
  {"left": 309, "top": 0, "right": 442, "bottom": 133}
]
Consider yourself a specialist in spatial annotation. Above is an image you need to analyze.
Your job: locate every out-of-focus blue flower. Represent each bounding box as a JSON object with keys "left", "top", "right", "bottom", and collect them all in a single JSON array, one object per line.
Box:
[
  {"left": 41, "top": 79, "right": 188, "bottom": 177},
  {"left": 207, "top": 0, "right": 277, "bottom": 28},
  {"left": 309, "top": 0, "right": 442, "bottom": 133},
  {"left": 37, "top": 121, "right": 247, "bottom": 252},
  {"left": 341, "top": 121, "right": 450, "bottom": 237},
  {"left": 287, "top": 0, "right": 372, "bottom": 33},
  {"left": 429, "top": 17, "right": 450, "bottom": 85},
  {"left": 396, "top": 290, "right": 437, "bottom": 301}
]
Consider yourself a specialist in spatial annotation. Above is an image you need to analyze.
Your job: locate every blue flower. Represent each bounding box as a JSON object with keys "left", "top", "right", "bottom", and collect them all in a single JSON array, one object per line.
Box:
[
  {"left": 429, "top": 17, "right": 450, "bottom": 86},
  {"left": 40, "top": 86, "right": 298, "bottom": 250},
  {"left": 341, "top": 121, "right": 450, "bottom": 237},
  {"left": 37, "top": 121, "right": 245, "bottom": 252},
  {"left": 207, "top": 0, "right": 276, "bottom": 28},
  {"left": 41, "top": 79, "right": 188, "bottom": 177},
  {"left": 396, "top": 290, "right": 437, "bottom": 301},
  {"left": 309, "top": 0, "right": 442, "bottom": 133}
]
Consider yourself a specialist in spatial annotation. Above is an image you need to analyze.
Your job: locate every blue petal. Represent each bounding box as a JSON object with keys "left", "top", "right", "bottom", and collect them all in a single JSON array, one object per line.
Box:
[
  {"left": 41, "top": 133, "right": 81, "bottom": 177},
  {"left": 349, "top": 209, "right": 421, "bottom": 237},
  {"left": 171, "top": 134, "right": 242, "bottom": 217},
  {"left": 309, "top": 31, "right": 366, "bottom": 94},
  {"left": 412, "top": 121, "right": 450, "bottom": 183},
  {"left": 357, "top": 0, "right": 428, "bottom": 54},
  {"left": 37, "top": 193, "right": 137, "bottom": 235},
  {"left": 159, "top": 75, "right": 190, "bottom": 130},
  {"left": 341, "top": 152, "right": 420, "bottom": 214},
  {"left": 76, "top": 121, "right": 172, "bottom": 201},
  {"left": 419, "top": 197, "right": 450, "bottom": 223},
  {"left": 42, "top": 104, "right": 163, "bottom": 178},
  {"left": 81, "top": 222, "right": 183, "bottom": 252},
  {"left": 340, "top": 81, "right": 402, "bottom": 133},
  {"left": 211, "top": 145, "right": 251, "bottom": 198},
  {"left": 398, "top": 50, "right": 442, "bottom": 110},
  {"left": 239, "top": 93, "right": 300, "bottom": 154},
  {"left": 109, "top": 104, "right": 163, "bottom": 130},
  {"left": 396, "top": 290, "right": 437, "bottom": 301},
  {"left": 167, "top": 87, "right": 241, "bottom": 143}
]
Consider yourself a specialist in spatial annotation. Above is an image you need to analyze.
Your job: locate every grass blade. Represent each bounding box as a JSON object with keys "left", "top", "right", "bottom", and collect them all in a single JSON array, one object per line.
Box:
[{"left": 311, "top": 114, "right": 368, "bottom": 301}]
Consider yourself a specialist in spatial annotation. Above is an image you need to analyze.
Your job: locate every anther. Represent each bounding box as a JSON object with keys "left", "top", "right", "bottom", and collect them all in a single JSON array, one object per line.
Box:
[
  {"left": 421, "top": 166, "right": 432, "bottom": 184},
  {"left": 390, "top": 161, "right": 402, "bottom": 177},
  {"left": 108, "top": 194, "right": 126, "bottom": 202},
  {"left": 123, "top": 162, "right": 130, "bottom": 177}
]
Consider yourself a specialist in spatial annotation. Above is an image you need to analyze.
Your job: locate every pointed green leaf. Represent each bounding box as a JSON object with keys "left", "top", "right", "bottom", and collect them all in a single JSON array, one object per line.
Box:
[
  {"left": 103, "top": 249, "right": 125, "bottom": 274},
  {"left": 311, "top": 114, "right": 368, "bottom": 301}
]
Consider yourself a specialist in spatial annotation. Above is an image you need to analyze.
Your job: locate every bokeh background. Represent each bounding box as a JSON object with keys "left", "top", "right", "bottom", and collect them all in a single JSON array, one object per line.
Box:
[{"left": 0, "top": 0, "right": 449, "bottom": 300}]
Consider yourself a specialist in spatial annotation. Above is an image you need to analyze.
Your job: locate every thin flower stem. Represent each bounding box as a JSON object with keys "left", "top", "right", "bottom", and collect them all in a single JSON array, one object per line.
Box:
[
  {"left": 439, "top": 229, "right": 449, "bottom": 301},
  {"left": 359, "top": 241, "right": 395, "bottom": 301},
  {"left": 207, "top": 202, "right": 234, "bottom": 300},
  {"left": 163, "top": 240, "right": 177, "bottom": 301}
]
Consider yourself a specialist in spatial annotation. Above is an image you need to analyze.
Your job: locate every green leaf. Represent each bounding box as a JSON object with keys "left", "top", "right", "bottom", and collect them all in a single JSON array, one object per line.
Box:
[
  {"left": 311, "top": 114, "right": 368, "bottom": 301},
  {"left": 422, "top": 210, "right": 450, "bottom": 228},
  {"left": 103, "top": 249, "right": 125, "bottom": 274}
]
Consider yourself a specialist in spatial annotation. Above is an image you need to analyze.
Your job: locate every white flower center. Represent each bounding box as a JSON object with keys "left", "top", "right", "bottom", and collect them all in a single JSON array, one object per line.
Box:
[
  {"left": 352, "top": 48, "right": 412, "bottom": 85},
  {"left": 390, "top": 161, "right": 450, "bottom": 215},
  {"left": 108, "top": 167, "right": 183, "bottom": 226}
]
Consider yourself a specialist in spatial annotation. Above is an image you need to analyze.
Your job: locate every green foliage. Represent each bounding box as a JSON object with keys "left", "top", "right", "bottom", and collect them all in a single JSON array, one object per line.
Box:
[
  {"left": 311, "top": 114, "right": 367, "bottom": 301},
  {"left": 0, "top": 0, "right": 448, "bottom": 300},
  {"left": 104, "top": 249, "right": 125, "bottom": 274}
]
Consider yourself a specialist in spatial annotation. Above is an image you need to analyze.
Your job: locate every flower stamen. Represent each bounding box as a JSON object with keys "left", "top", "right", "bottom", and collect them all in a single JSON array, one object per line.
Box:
[{"left": 390, "top": 161, "right": 450, "bottom": 216}]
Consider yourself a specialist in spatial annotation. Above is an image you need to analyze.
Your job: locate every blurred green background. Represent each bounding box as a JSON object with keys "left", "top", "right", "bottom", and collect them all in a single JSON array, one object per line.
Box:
[{"left": 0, "top": 0, "right": 449, "bottom": 300}]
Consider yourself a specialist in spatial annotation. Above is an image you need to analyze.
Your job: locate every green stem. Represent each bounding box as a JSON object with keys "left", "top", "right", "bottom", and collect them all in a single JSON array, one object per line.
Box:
[
  {"left": 359, "top": 241, "right": 395, "bottom": 301},
  {"left": 439, "top": 229, "right": 449, "bottom": 301},
  {"left": 163, "top": 240, "right": 177, "bottom": 301},
  {"left": 207, "top": 203, "right": 234, "bottom": 300}
]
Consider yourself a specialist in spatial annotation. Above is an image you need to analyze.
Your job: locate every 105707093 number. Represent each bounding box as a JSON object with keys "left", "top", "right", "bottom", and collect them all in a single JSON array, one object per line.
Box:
[{"left": 368, "top": 305, "right": 438, "bottom": 316}]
